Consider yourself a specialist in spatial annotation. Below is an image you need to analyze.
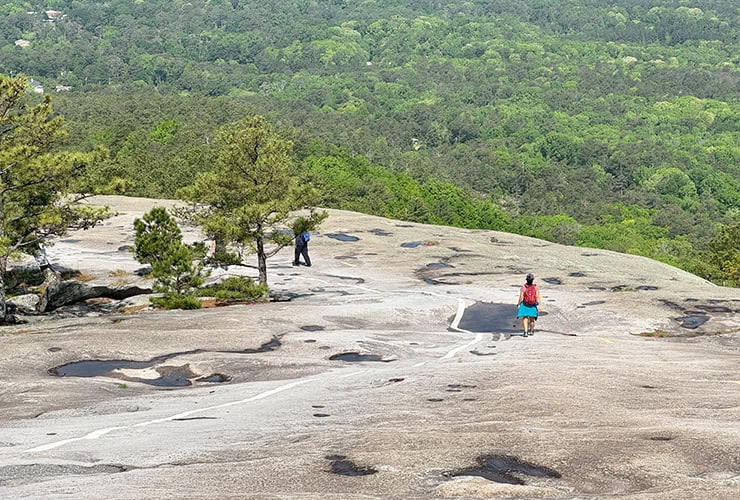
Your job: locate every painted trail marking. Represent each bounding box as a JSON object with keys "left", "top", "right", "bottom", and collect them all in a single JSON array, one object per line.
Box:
[
  {"left": 598, "top": 337, "right": 614, "bottom": 344},
  {"left": 25, "top": 378, "right": 315, "bottom": 453}
]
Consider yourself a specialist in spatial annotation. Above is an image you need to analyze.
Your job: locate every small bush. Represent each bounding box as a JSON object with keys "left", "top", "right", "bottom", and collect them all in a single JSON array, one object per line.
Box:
[
  {"left": 151, "top": 294, "right": 202, "bottom": 310},
  {"left": 197, "top": 276, "right": 268, "bottom": 300}
]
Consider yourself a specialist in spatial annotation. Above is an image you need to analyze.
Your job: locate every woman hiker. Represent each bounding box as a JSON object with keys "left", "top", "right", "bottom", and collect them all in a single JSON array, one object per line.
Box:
[{"left": 517, "top": 273, "right": 541, "bottom": 336}]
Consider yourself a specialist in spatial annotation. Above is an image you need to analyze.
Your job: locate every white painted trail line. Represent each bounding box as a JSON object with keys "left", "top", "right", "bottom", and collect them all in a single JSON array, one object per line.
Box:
[{"left": 25, "top": 378, "right": 315, "bottom": 453}]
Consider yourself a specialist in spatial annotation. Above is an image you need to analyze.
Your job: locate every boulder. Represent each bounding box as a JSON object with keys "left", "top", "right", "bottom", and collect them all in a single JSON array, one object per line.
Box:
[
  {"left": 7, "top": 294, "right": 41, "bottom": 314},
  {"left": 39, "top": 278, "right": 153, "bottom": 312}
]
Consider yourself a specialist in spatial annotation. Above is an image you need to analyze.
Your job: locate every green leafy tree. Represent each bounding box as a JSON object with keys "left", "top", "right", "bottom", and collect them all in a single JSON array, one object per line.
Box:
[
  {"left": 707, "top": 223, "right": 740, "bottom": 286},
  {"left": 178, "top": 115, "right": 327, "bottom": 286},
  {"left": 133, "top": 207, "right": 208, "bottom": 305},
  {"left": 0, "top": 74, "right": 109, "bottom": 321}
]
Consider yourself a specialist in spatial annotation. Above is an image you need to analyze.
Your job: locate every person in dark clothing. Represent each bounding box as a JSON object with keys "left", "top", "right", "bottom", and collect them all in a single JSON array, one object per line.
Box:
[{"left": 293, "top": 231, "right": 311, "bottom": 267}]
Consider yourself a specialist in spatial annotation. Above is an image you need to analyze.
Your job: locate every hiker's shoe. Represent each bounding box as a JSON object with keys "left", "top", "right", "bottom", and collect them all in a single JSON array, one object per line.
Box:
[
  {"left": 305, "top": 263, "right": 312, "bottom": 267},
  {"left": 292, "top": 262, "right": 299, "bottom": 266}
]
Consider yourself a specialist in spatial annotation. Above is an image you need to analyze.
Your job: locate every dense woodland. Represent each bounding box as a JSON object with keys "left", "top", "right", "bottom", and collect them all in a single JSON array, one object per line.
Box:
[{"left": 1, "top": 0, "right": 738, "bottom": 285}]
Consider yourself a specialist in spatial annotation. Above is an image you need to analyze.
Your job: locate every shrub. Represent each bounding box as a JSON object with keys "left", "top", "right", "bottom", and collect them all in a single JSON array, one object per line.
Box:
[
  {"left": 151, "top": 294, "right": 202, "bottom": 310},
  {"left": 197, "top": 276, "right": 268, "bottom": 301}
]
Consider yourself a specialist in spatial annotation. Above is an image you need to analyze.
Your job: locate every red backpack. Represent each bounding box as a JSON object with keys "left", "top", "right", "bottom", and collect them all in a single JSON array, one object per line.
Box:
[{"left": 522, "top": 284, "right": 538, "bottom": 306}]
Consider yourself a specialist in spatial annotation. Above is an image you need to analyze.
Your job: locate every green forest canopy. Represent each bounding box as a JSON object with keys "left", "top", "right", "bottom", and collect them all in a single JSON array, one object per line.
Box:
[{"left": 1, "top": 0, "right": 738, "bottom": 285}]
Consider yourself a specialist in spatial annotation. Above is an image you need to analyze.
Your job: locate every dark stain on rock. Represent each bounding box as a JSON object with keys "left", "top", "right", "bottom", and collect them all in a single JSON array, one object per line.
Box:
[
  {"left": 48, "top": 347, "right": 62, "bottom": 352},
  {"left": 426, "top": 262, "right": 454, "bottom": 269},
  {"left": 312, "top": 405, "right": 325, "bottom": 409},
  {"left": 369, "top": 229, "right": 392, "bottom": 236},
  {"left": 427, "top": 398, "right": 444, "bottom": 402},
  {"left": 423, "top": 277, "right": 445, "bottom": 285},
  {"left": 641, "top": 385, "right": 658, "bottom": 389},
  {"left": 582, "top": 300, "right": 606, "bottom": 306},
  {"left": 243, "top": 336, "right": 281, "bottom": 353},
  {"left": 300, "top": 325, "right": 325, "bottom": 331},
  {"left": 446, "top": 454, "right": 561, "bottom": 485},
  {"left": 449, "top": 247, "right": 472, "bottom": 252},
  {"left": 401, "top": 241, "right": 423, "bottom": 248},
  {"left": 448, "top": 384, "right": 477, "bottom": 389},
  {"left": 329, "top": 352, "right": 394, "bottom": 363},
  {"left": 325, "top": 275, "right": 366, "bottom": 284},
  {"left": 637, "top": 285, "right": 659, "bottom": 291},
  {"left": 304, "top": 339, "right": 317, "bottom": 343},
  {"left": 542, "top": 277, "right": 562, "bottom": 285},
  {"left": 569, "top": 272, "right": 586, "bottom": 277},
  {"left": 388, "top": 377, "right": 405, "bottom": 383},
  {"left": 470, "top": 350, "right": 496, "bottom": 356},
  {"left": 326, "top": 233, "right": 360, "bottom": 242},
  {"left": 117, "top": 245, "right": 132, "bottom": 252},
  {"left": 172, "top": 416, "right": 218, "bottom": 421},
  {"left": 326, "top": 455, "right": 377, "bottom": 476},
  {"left": 334, "top": 255, "right": 357, "bottom": 260},
  {"left": 695, "top": 304, "right": 732, "bottom": 313},
  {"left": 660, "top": 299, "right": 686, "bottom": 311},
  {"left": 313, "top": 413, "right": 331, "bottom": 418},
  {"left": 195, "top": 373, "right": 230, "bottom": 383},
  {"left": 581, "top": 252, "right": 600, "bottom": 256},
  {"left": 648, "top": 436, "right": 673, "bottom": 441},
  {"left": 675, "top": 315, "right": 709, "bottom": 329}
]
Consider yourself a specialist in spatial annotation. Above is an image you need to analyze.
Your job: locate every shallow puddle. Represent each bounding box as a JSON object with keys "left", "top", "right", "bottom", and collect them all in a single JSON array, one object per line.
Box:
[
  {"left": 457, "top": 302, "right": 519, "bottom": 334},
  {"left": 675, "top": 315, "right": 709, "bottom": 329},
  {"left": 329, "top": 352, "right": 394, "bottom": 363},
  {"left": 542, "top": 277, "right": 562, "bottom": 285},
  {"left": 326, "top": 233, "right": 360, "bottom": 242}
]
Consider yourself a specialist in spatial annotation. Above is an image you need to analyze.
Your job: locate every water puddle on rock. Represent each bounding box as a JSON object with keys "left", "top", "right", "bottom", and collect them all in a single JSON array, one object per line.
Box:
[
  {"left": 326, "top": 233, "right": 360, "bottom": 242},
  {"left": 326, "top": 455, "right": 377, "bottom": 476},
  {"left": 457, "top": 302, "right": 519, "bottom": 334},
  {"left": 49, "top": 336, "right": 284, "bottom": 387},
  {"left": 401, "top": 241, "right": 423, "bottom": 248},
  {"left": 329, "top": 352, "right": 394, "bottom": 363},
  {"left": 446, "top": 454, "right": 561, "bottom": 485},
  {"left": 426, "top": 262, "right": 453, "bottom": 269},
  {"left": 301, "top": 325, "right": 325, "bottom": 332},
  {"left": 581, "top": 300, "right": 606, "bottom": 307},
  {"left": 368, "top": 229, "right": 392, "bottom": 236},
  {"left": 542, "top": 277, "right": 562, "bottom": 285},
  {"left": 675, "top": 315, "right": 709, "bottom": 329}
]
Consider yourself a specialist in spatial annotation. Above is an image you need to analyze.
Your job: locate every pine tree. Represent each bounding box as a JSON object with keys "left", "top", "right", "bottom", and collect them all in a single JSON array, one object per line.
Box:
[
  {"left": 178, "top": 115, "right": 326, "bottom": 286},
  {"left": 0, "top": 75, "right": 109, "bottom": 321}
]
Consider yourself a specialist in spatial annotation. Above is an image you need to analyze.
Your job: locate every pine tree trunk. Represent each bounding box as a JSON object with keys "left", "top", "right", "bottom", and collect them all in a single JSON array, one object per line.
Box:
[
  {"left": 257, "top": 237, "right": 267, "bottom": 286},
  {"left": 0, "top": 273, "right": 6, "bottom": 324}
]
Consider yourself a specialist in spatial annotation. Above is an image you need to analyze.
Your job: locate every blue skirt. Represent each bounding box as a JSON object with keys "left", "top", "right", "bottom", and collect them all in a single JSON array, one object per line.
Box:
[{"left": 517, "top": 303, "right": 538, "bottom": 318}]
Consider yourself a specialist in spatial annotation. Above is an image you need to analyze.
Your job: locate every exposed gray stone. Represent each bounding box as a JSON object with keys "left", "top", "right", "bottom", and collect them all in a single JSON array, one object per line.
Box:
[
  {"left": 7, "top": 294, "right": 40, "bottom": 314},
  {"left": 40, "top": 280, "right": 153, "bottom": 311}
]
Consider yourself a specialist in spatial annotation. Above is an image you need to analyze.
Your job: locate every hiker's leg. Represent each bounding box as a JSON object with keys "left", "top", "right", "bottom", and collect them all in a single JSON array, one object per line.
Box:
[
  {"left": 522, "top": 317, "right": 529, "bottom": 333},
  {"left": 301, "top": 244, "right": 311, "bottom": 266},
  {"left": 293, "top": 245, "right": 301, "bottom": 265}
]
